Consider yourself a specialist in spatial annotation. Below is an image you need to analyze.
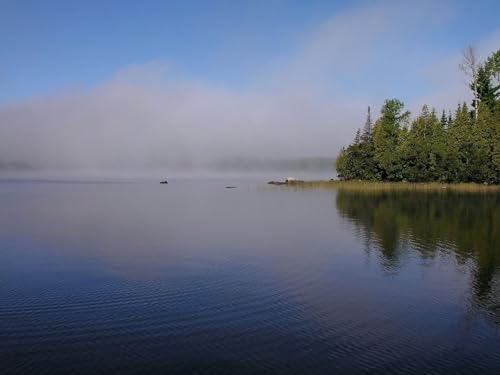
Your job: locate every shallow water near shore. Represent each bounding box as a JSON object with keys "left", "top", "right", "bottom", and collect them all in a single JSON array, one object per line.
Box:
[{"left": 1, "top": 177, "right": 499, "bottom": 374}]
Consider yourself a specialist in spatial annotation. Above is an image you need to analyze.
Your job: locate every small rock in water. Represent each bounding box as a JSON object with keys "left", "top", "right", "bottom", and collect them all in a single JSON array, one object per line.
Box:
[
  {"left": 267, "top": 181, "right": 287, "bottom": 185},
  {"left": 225, "top": 186, "right": 237, "bottom": 189},
  {"left": 160, "top": 180, "right": 168, "bottom": 184}
]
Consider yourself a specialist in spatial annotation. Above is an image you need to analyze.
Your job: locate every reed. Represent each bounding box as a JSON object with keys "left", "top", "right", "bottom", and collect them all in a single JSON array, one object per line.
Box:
[{"left": 279, "top": 180, "right": 500, "bottom": 193}]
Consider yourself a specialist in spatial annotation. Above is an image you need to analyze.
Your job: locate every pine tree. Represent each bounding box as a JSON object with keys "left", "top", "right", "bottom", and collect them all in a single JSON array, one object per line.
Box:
[
  {"left": 484, "top": 50, "right": 500, "bottom": 88},
  {"left": 362, "top": 106, "right": 372, "bottom": 141},
  {"left": 373, "top": 99, "right": 410, "bottom": 180},
  {"left": 470, "top": 104, "right": 492, "bottom": 182},
  {"left": 440, "top": 109, "right": 448, "bottom": 128},
  {"left": 354, "top": 129, "right": 361, "bottom": 145},
  {"left": 399, "top": 105, "right": 446, "bottom": 181},
  {"left": 335, "top": 147, "right": 348, "bottom": 180},
  {"left": 447, "top": 103, "right": 474, "bottom": 181},
  {"left": 443, "top": 109, "right": 459, "bottom": 181},
  {"left": 491, "top": 101, "right": 500, "bottom": 183},
  {"left": 477, "top": 66, "right": 499, "bottom": 113},
  {"left": 357, "top": 106, "right": 379, "bottom": 180},
  {"left": 336, "top": 47, "right": 500, "bottom": 184},
  {"left": 335, "top": 110, "right": 380, "bottom": 181}
]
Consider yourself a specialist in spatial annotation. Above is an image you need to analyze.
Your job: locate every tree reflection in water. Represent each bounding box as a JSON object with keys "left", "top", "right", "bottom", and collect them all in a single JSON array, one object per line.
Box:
[{"left": 335, "top": 190, "right": 500, "bottom": 325}]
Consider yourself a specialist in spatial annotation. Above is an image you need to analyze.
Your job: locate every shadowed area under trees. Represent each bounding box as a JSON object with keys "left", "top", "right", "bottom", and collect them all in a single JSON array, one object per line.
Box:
[{"left": 336, "top": 49, "right": 500, "bottom": 183}]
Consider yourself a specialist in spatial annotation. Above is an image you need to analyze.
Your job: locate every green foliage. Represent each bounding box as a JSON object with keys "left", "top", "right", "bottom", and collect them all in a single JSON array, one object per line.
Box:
[
  {"left": 447, "top": 103, "right": 473, "bottom": 181},
  {"left": 492, "top": 101, "right": 500, "bottom": 182},
  {"left": 373, "top": 99, "right": 410, "bottom": 180},
  {"left": 477, "top": 65, "right": 499, "bottom": 113},
  {"left": 398, "top": 106, "right": 446, "bottom": 182},
  {"left": 484, "top": 50, "right": 500, "bottom": 86},
  {"left": 440, "top": 109, "right": 448, "bottom": 128},
  {"left": 335, "top": 107, "right": 380, "bottom": 181},
  {"left": 336, "top": 49, "right": 500, "bottom": 183},
  {"left": 336, "top": 98, "right": 500, "bottom": 183}
]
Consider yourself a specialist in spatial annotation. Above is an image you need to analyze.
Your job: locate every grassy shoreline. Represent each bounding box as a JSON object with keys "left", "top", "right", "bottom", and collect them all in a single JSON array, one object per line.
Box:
[{"left": 280, "top": 180, "right": 500, "bottom": 193}]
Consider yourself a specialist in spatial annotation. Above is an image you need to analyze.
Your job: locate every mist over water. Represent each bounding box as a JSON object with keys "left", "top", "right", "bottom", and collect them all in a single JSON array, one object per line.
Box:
[
  {"left": 0, "top": 158, "right": 337, "bottom": 183},
  {"left": 0, "top": 68, "right": 345, "bottom": 173}
]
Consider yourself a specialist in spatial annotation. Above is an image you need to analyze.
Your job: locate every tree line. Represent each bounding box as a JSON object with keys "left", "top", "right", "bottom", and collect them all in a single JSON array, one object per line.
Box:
[{"left": 336, "top": 49, "right": 500, "bottom": 183}]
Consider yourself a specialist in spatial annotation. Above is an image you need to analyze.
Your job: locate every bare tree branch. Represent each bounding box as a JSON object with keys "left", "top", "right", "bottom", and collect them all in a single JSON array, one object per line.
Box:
[{"left": 459, "top": 45, "right": 480, "bottom": 119}]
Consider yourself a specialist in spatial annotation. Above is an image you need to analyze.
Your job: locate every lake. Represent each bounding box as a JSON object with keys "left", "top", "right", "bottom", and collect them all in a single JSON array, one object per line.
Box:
[{"left": 1, "top": 178, "right": 499, "bottom": 374}]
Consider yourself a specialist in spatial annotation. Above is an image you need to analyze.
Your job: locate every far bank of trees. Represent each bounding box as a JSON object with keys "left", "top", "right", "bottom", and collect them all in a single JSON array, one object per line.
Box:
[{"left": 336, "top": 49, "right": 500, "bottom": 183}]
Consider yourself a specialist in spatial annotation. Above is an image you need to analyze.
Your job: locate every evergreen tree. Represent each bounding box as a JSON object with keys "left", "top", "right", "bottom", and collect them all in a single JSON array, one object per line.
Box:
[
  {"left": 335, "top": 51, "right": 500, "bottom": 184},
  {"left": 447, "top": 103, "right": 474, "bottom": 181},
  {"left": 399, "top": 106, "right": 446, "bottom": 181},
  {"left": 477, "top": 65, "right": 499, "bottom": 113},
  {"left": 335, "top": 147, "right": 349, "bottom": 180},
  {"left": 354, "top": 129, "right": 361, "bottom": 145},
  {"left": 362, "top": 106, "right": 372, "bottom": 141},
  {"left": 491, "top": 101, "right": 500, "bottom": 183},
  {"left": 443, "top": 109, "right": 459, "bottom": 182},
  {"left": 484, "top": 50, "right": 500, "bottom": 87},
  {"left": 358, "top": 106, "right": 379, "bottom": 180},
  {"left": 470, "top": 104, "right": 492, "bottom": 182},
  {"left": 335, "top": 107, "right": 380, "bottom": 181},
  {"left": 440, "top": 109, "right": 448, "bottom": 128},
  {"left": 373, "top": 99, "right": 410, "bottom": 180}
]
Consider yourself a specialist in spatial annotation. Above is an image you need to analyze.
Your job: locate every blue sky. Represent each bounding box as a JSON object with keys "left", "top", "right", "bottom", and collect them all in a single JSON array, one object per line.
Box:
[
  {"left": 0, "top": 0, "right": 499, "bottom": 171},
  {"left": 3, "top": 0, "right": 340, "bottom": 100},
  {"left": 2, "top": 0, "right": 499, "bottom": 102}
]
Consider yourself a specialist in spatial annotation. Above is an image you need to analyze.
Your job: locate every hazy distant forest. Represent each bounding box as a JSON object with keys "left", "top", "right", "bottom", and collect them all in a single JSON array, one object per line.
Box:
[{"left": 336, "top": 48, "right": 500, "bottom": 183}]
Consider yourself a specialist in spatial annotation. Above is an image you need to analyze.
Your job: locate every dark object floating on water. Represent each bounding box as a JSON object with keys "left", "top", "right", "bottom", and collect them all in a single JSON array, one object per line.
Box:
[
  {"left": 225, "top": 186, "right": 237, "bottom": 189},
  {"left": 160, "top": 180, "right": 168, "bottom": 184},
  {"left": 267, "top": 177, "right": 305, "bottom": 186},
  {"left": 268, "top": 181, "right": 287, "bottom": 186}
]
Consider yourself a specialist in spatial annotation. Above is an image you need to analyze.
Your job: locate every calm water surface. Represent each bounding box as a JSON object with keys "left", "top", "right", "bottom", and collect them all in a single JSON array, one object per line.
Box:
[{"left": 1, "top": 178, "right": 499, "bottom": 374}]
